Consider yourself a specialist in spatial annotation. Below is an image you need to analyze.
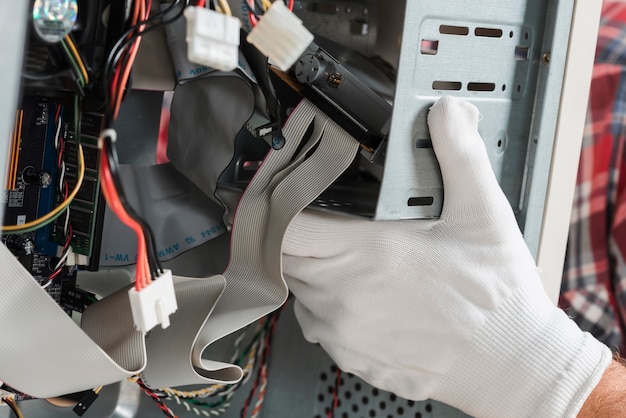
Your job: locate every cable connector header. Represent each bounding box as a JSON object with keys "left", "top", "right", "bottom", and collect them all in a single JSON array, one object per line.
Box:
[
  {"left": 184, "top": 6, "right": 241, "bottom": 72},
  {"left": 246, "top": 1, "right": 314, "bottom": 71},
  {"left": 128, "top": 270, "right": 178, "bottom": 333}
]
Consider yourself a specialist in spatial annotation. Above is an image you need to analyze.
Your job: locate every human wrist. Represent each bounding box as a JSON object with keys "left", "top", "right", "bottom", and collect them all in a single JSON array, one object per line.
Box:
[
  {"left": 434, "top": 283, "right": 612, "bottom": 418},
  {"left": 578, "top": 357, "right": 626, "bottom": 417}
]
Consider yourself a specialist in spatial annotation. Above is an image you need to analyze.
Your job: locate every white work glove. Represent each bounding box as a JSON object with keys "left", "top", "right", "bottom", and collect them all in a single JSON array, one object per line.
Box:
[{"left": 282, "top": 97, "right": 612, "bottom": 418}]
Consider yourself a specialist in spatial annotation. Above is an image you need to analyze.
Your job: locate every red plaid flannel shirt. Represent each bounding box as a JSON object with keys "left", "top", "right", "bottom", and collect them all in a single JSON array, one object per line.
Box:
[{"left": 561, "top": 1, "right": 626, "bottom": 353}]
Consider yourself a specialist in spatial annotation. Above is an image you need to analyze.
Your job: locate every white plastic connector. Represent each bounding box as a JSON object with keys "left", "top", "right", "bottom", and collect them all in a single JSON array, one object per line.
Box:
[
  {"left": 0, "top": 389, "right": 15, "bottom": 406},
  {"left": 246, "top": 1, "right": 314, "bottom": 71},
  {"left": 184, "top": 6, "right": 241, "bottom": 72},
  {"left": 128, "top": 269, "right": 178, "bottom": 333},
  {"left": 63, "top": 247, "right": 89, "bottom": 266}
]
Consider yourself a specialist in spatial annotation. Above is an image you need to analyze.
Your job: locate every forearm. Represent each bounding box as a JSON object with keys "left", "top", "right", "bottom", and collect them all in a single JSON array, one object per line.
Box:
[{"left": 578, "top": 358, "right": 626, "bottom": 417}]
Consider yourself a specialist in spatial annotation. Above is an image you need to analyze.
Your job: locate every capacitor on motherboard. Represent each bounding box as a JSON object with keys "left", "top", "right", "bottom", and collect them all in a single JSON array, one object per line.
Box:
[{"left": 22, "top": 167, "right": 52, "bottom": 188}]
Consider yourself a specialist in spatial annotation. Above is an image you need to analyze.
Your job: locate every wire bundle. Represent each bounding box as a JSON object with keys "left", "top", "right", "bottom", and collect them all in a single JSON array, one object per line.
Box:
[
  {"left": 159, "top": 321, "right": 265, "bottom": 416},
  {"left": 97, "top": 1, "right": 191, "bottom": 292},
  {"left": 2, "top": 397, "right": 24, "bottom": 418},
  {"left": 196, "top": 0, "right": 233, "bottom": 15},
  {"left": 105, "top": 0, "right": 150, "bottom": 122},
  {"left": 60, "top": 34, "right": 90, "bottom": 89},
  {"left": 42, "top": 104, "right": 74, "bottom": 288},
  {"left": 98, "top": 129, "right": 162, "bottom": 290},
  {"left": 240, "top": 311, "right": 280, "bottom": 418},
  {"left": 103, "top": 0, "right": 190, "bottom": 124},
  {"left": 243, "top": 0, "right": 294, "bottom": 27},
  {"left": 138, "top": 379, "right": 179, "bottom": 418},
  {"left": 151, "top": 307, "right": 284, "bottom": 418}
]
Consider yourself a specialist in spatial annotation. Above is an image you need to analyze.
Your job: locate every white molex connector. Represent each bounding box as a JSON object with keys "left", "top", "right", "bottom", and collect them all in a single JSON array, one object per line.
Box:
[
  {"left": 184, "top": 6, "right": 241, "bottom": 72},
  {"left": 246, "top": 1, "right": 314, "bottom": 71},
  {"left": 0, "top": 389, "right": 15, "bottom": 406},
  {"left": 128, "top": 269, "right": 178, "bottom": 333},
  {"left": 63, "top": 247, "right": 89, "bottom": 267}
]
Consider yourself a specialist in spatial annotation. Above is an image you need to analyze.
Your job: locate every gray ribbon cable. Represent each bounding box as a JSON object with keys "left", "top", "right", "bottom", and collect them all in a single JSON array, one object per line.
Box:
[
  {"left": 0, "top": 99, "right": 358, "bottom": 395},
  {"left": 141, "top": 99, "right": 359, "bottom": 388},
  {"left": 0, "top": 243, "right": 145, "bottom": 397}
]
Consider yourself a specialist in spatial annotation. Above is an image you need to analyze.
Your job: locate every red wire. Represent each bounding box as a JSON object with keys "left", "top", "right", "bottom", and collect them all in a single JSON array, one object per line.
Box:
[
  {"left": 288, "top": 0, "right": 294, "bottom": 11},
  {"left": 327, "top": 367, "right": 341, "bottom": 418},
  {"left": 197, "top": 0, "right": 206, "bottom": 7},
  {"left": 241, "top": 312, "right": 281, "bottom": 418},
  {"left": 246, "top": 0, "right": 258, "bottom": 27},
  {"left": 112, "top": 0, "right": 146, "bottom": 120},
  {"left": 100, "top": 142, "right": 150, "bottom": 290},
  {"left": 137, "top": 379, "right": 178, "bottom": 418},
  {"left": 47, "top": 266, "right": 64, "bottom": 282},
  {"left": 248, "top": 11, "right": 258, "bottom": 27},
  {"left": 46, "top": 223, "right": 72, "bottom": 283},
  {"left": 111, "top": 0, "right": 139, "bottom": 103},
  {"left": 111, "top": 59, "right": 122, "bottom": 100},
  {"left": 57, "top": 140, "right": 65, "bottom": 170},
  {"left": 249, "top": 364, "right": 267, "bottom": 417},
  {"left": 111, "top": 0, "right": 151, "bottom": 121},
  {"left": 63, "top": 224, "right": 73, "bottom": 251}
]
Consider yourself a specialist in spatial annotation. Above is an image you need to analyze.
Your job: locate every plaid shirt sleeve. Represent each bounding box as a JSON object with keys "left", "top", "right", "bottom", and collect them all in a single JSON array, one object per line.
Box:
[{"left": 560, "top": 1, "right": 626, "bottom": 353}]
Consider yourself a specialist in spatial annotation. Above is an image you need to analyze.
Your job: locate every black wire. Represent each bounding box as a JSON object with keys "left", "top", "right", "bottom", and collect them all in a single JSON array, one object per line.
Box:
[
  {"left": 4, "top": 398, "right": 20, "bottom": 418},
  {"left": 164, "top": 309, "right": 283, "bottom": 406},
  {"left": 242, "top": 307, "right": 284, "bottom": 418},
  {"left": 103, "top": 0, "right": 188, "bottom": 123},
  {"left": 254, "top": 0, "right": 265, "bottom": 14},
  {"left": 137, "top": 379, "right": 177, "bottom": 418},
  {"left": 103, "top": 137, "right": 162, "bottom": 275},
  {"left": 242, "top": 0, "right": 261, "bottom": 20},
  {"left": 201, "top": 319, "right": 272, "bottom": 400},
  {"left": 102, "top": 135, "right": 162, "bottom": 276},
  {"left": 106, "top": 0, "right": 184, "bottom": 75}
]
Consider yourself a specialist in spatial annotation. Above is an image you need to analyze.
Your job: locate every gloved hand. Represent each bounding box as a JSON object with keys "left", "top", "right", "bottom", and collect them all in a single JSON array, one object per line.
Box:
[{"left": 282, "top": 97, "right": 612, "bottom": 418}]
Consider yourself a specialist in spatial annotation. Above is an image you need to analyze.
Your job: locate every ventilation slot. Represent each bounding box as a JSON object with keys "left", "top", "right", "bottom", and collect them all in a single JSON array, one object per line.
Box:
[
  {"left": 408, "top": 197, "right": 434, "bottom": 207},
  {"left": 432, "top": 81, "right": 462, "bottom": 91},
  {"left": 420, "top": 39, "right": 439, "bottom": 55},
  {"left": 415, "top": 139, "right": 432, "bottom": 149},
  {"left": 439, "top": 25, "right": 469, "bottom": 35},
  {"left": 475, "top": 27, "right": 503, "bottom": 38},
  {"left": 515, "top": 46, "right": 529, "bottom": 61},
  {"left": 467, "top": 82, "right": 496, "bottom": 92}
]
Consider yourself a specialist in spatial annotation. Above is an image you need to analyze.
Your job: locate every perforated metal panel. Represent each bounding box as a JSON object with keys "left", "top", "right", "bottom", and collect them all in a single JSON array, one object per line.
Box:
[
  {"left": 376, "top": 0, "right": 575, "bottom": 260},
  {"left": 296, "top": 0, "right": 576, "bottom": 260}
]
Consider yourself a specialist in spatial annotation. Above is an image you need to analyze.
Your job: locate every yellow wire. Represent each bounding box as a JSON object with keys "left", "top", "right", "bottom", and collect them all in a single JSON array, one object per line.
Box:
[
  {"left": 65, "top": 36, "right": 89, "bottom": 84},
  {"left": 162, "top": 339, "right": 260, "bottom": 399},
  {"left": 2, "top": 145, "right": 85, "bottom": 233},
  {"left": 217, "top": 0, "right": 232, "bottom": 15},
  {"left": 260, "top": 0, "right": 272, "bottom": 11},
  {"left": 4, "top": 398, "right": 24, "bottom": 418},
  {"left": 94, "top": 386, "right": 103, "bottom": 394}
]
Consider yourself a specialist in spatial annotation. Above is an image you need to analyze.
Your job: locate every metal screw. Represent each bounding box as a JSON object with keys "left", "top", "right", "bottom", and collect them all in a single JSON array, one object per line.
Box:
[{"left": 542, "top": 53, "right": 550, "bottom": 64}]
